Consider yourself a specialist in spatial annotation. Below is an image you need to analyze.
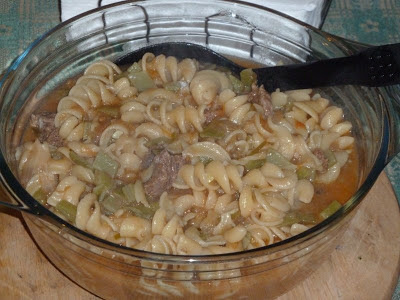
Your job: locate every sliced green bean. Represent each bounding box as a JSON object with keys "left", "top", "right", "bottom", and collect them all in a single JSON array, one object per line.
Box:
[
  {"left": 199, "top": 156, "right": 213, "bottom": 166},
  {"left": 324, "top": 149, "right": 337, "bottom": 168},
  {"left": 128, "top": 71, "right": 156, "bottom": 92},
  {"left": 145, "top": 137, "right": 172, "bottom": 149},
  {"left": 164, "top": 82, "right": 182, "bottom": 92},
  {"left": 249, "top": 141, "right": 267, "bottom": 156},
  {"left": 70, "top": 150, "right": 92, "bottom": 169},
  {"left": 127, "top": 62, "right": 142, "bottom": 73},
  {"left": 280, "top": 211, "right": 317, "bottom": 227},
  {"left": 122, "top": 183, "right": 136, "bottom": 203},
  {"left": 126, "top": 202, "right": 159, "bottom": 220},
  {"left": 56, "top": 200, "right": 77, "bottom": 223},
  {"left": 33, "top": 189, "right": 47, "bottom": 205},
  {"left": 265, "top": 148, "right": 296, "bottom": 170},
  {"left": 320, "top": 200, "right": 342, "bottom": 220},
  {"left": 100, "top": 193, "right": 126, "bottom": 215},
  {"left": 93, "top": 151, "right": 119, "bottom": 178},
  {"left": 245, "top": 159, "right": 267, "bottom": 172},
  {"left": 200, "top": 119, "right": 238, "bottom": 139},
  {"left": 228, "top": 74, "right": 244, "bottom": 94},
  {"left": 296, "top": 166, "right": 316, "bottom": 181},
  {"left": 82, "top": 121, "right": 92, "bottom": 142},
  {"left": 240, "top": 68, "right": 257, "bottom": 92}
]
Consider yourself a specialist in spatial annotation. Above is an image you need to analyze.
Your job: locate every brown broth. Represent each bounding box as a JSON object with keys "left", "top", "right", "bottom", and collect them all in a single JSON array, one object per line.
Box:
[{"left": 298, "top": 149, "right": 359, "bottom": 216}]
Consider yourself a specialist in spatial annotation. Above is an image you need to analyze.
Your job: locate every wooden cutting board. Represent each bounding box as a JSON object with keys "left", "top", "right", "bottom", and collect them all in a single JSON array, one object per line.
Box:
[{"left": 0, "top": 173, "right": 399, "bottom": 300}]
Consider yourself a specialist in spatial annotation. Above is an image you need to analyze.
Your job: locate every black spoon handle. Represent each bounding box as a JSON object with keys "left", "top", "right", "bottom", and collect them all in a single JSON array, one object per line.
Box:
[{"left": 260, "top": 43, "right": 400, "bottom": 92}]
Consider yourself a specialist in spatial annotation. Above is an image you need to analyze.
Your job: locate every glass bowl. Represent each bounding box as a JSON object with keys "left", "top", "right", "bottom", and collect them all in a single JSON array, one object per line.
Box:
[{"left": 0, "top": 1, "right": 399, "bottom": 298}]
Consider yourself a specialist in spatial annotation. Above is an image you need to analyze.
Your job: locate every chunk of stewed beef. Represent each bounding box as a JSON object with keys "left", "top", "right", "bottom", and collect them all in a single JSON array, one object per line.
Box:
[
  {"left": 30, "top": 112, "right": 64, "bottom": 148},
  {"left": 312, "top": 148, "right": 329, "bottom": 172},
  {"left": 143, "top": 150, "right": 186, "bottom": 201},
  {"left": 140, "top": 151, "right": 156, "bottom": 170},
  {"left": 248, "top": 84, "right": 273, "bottom": 118},
  {"left": 203, "top": 104, "right": 223, "bottom": 125}
]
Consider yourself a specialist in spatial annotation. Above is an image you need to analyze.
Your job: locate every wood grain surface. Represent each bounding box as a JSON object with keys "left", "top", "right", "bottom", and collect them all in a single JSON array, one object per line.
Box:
[{"left": 0, "top": 173, "right": 399, "bottom": 300}]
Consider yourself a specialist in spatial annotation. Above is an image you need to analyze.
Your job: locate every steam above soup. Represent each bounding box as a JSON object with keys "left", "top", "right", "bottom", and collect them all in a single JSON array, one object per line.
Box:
[{"left": 16, "top": 53, "right": 357, "bottom": 255}]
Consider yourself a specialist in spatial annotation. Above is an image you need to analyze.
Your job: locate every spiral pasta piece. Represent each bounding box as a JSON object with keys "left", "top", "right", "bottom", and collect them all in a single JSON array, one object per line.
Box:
[
  {"left": 166, "top": 105, "right": 206, "bottom": 133},
  {"left": 174, "top": 161, "right": 242, "bottom": 194},
  {"left": 190, "top": 70, "right": 231, "bottom": 105},
  {"left": 218, "top": 89, "right": 253, "bottom": 124},
  {"left": 55, "top": 61, "right": 125, "bottom": 141},
  {"left": 47, "top": 175, "right": 86, "bottom": 207},
  {"left": 143, "top": 53, "right": 198, "bottom": 83},
  {"left": 84, "top": 60, "right": 122, "bottom": 83},
  {"left": 243, "top": 162, "right": 297, "bottom": 192},
  {"left": 76, "top": 193, "right": 111, "bottom": 239}
]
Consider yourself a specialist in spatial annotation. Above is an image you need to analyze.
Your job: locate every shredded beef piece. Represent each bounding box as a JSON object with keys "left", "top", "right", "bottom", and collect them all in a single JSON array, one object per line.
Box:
[
  {"left": 202, "top": 97, "right": 224, "bottom": 126},
  {"left": 166, "top": 187, "right": 192, "bottom": 197},
  {"left": 143, "top": 150, "right": 186, "bottom": 201},
  {"left": 140, "top": 151, "right": 155, "bottom": 170},
  {"left": 203, "top": 109, "right": 219, "bottom": 125},
  {"left": 248, "top": 84, "right": 273, "bottom": 118},
  {"left": 203, "top": 105, "right": 223, "bottom": 125},
  {"left": 30, "top": 112, "right": 64, "bottom": 148},
  {"left": 313, "top": 148, "right": 329, "bottom": 172}
]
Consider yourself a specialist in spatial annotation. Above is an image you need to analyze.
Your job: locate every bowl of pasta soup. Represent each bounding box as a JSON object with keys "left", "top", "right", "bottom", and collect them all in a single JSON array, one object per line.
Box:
[{"left": 0, "top": 1, "right": 399, "bottom": 299}]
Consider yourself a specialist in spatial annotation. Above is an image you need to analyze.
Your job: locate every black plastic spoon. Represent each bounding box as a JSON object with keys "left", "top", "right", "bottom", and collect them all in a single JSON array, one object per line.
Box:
[{"left": 115, "top": 42, "right": 400, "bottom": 92}]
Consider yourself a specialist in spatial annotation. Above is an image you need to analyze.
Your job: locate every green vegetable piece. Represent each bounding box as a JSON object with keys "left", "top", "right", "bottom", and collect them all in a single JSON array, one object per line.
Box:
[
  {"left": 164, "top": 82, "right": 182, "bottom": 92},
  {"left": 145, "top": 137, "right": 172, "bottom": 149},
  {"left": 113, "top": 187, "right": 125, "bottom": 198},
  {"left": 127, "top": 62, "right": 142, "bottom": 73},
  {"left": 94, "top": 170, "right": 112, "bottom": 187},
  {"left": 198, "top": 229, "right": 209, "bottom": 241},
  {"left": 82, "top": 121, "right": 92, "bottom": 142},
  {"left": 33, "top": 189, "right": 47, "bottom": 205},
  {"left": 245, "top": 159, "right": 267, "bottom": 172},
  {"left": 284, "top": 100, "right": 294, "bottom": 112},
  {"left": 265, "top": 148, "right": 296, "bottom": 170},
  {"left": 320, "top": 200, "right": 342, "bottom": 220},
  {"left": 93, "top": 184, "right": 106, "bottom": 197},
  {"left": 128, "top": 71, "right": 156, "bottom": 92},
  {"left": 324, "top": 149, "right": 337, "bottom": 168},
  {"left": 122, "top": 183, "right": 136, "bottom": 203},
  {"left": 296, "top": 166, "right": 316, "bottom": 181},
  {"left": 200, "top": 119, "right": 238, "bottom": 139},
  {"left": 231, "top": 210, "right": 242, "bottom": 222},
  {"left": 96, "top": 105, "right": 120, "bottom": 118},
  {"left": 228, "top": 74, "right": 244, "bottom": 94},
  {"left": 126, "top": 202, "right": 159, "bottom": 220},
  {"left": 280, "top": 211, "right": 317, "bottom": 227},
  {"left": 199, "top": 156, "right": 213, "bottom": 165},
  {"left": 50, "top": 150, "right": 64, "bottom": 160},
  {"left": 93, "top": 151, "right": 120, "bottom": 178},
  {"left": 200, "top": 126, "right": 225, "bottom": 139},
  {"left": 240, "top": 69, "right": 257, "bottom": 92},
  {"left": 56, "top": 200, "right": 77, "bottom": 222},
  {"left": 100, "top": 193, "right": 126, "bottom": 215},
  {"left": 249, "top": 141, "right": 267, "bottom": 156},
  {"left": 114, "top": 71, "right": 129, "bottom": 81},
  {"left": 242, "top": 231, "right": 252, "bottom": 249},
  {"left": 70, "top": 150, "right": 92, "bottom": 169}
]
